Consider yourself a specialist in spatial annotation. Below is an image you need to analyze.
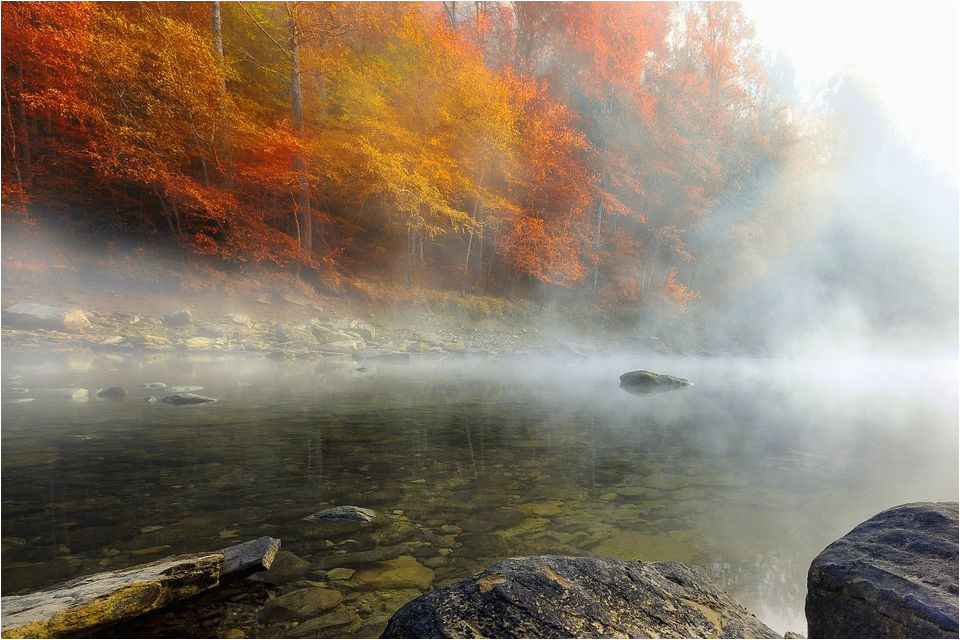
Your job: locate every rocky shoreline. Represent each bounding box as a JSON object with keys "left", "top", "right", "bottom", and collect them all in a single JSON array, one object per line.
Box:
[
  {"left": 0, "top": 301, "right": 705, "bottom": 362},
  {"left": 1, "top": 303, "right": 608, "bottom": 360}
]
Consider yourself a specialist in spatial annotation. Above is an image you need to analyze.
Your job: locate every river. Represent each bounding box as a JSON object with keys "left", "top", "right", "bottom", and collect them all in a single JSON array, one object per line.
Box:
[{"left": 2, "top": 349, "right": 957, "bottom": 637}]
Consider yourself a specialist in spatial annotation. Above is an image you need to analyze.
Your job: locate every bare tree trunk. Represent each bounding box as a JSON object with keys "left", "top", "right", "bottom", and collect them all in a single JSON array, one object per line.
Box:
[
  {"left": 14, "top": 63, "right": 32, "bottom": 186},
  {"left": 2, "top": 84, "right": 25, "bottom": 207},
  {"left": 289, "top": 15, "right": 313, "bottom": 253},
  {"left": 212, "top": 1, "right": 233, "bottom": 186}
]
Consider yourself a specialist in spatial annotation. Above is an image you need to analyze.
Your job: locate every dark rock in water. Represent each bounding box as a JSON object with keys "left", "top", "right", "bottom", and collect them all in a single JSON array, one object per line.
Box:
[
  {"left": 304, "top": 505, "right": 376, "bottom": 523},
  {"left": 221, "top": 536, "right": 281, "bottom": 580},
  {"left": 164, "top": 309, "right": 193, "bottom": 327},
  {"left": 95, "top": 387, "right": 127, "bottom": 400},
  {"left": 161, "top": 393, "right": 217, "bottom": 405},
  {"left": 382, "top": 555, "right": 779, "bottom": 639},
  {"left": 0, "top": 552, "right": 222, "bottom": 639},
  {"left": 355, "top": 367, "right": 369, "bottom": 372},
  {"left": 619, "top": 370, "right": 691, "bottom": 395},
  {"left": 2, "top": 303, "right": 91, "bottom": 333},
  {"left": 806, "top": 501, "right": 959, "bottom": 639}
]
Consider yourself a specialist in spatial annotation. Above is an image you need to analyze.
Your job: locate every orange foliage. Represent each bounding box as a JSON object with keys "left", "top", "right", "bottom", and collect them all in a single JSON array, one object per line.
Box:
[{"left": 2, "top": 1, "right": 792, "bottom": 314}]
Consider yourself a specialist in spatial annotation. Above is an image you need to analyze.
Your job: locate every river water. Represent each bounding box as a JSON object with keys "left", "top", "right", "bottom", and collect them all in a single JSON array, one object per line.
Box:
[{"left": 2, "top": 349, "right": 957, "bottom": 637}]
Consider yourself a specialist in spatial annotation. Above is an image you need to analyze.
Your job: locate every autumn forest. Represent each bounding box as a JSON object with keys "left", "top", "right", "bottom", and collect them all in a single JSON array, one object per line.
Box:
[{"left": 1, "top": 0, "right": 818, "bottom": 316}]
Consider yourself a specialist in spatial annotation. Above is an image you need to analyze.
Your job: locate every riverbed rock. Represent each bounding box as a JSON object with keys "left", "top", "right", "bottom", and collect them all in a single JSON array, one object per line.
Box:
[
  {"left": 0, "top": 552, "right": 223, "bottom": 639},
  {"left": 381, "top": 555, "right": 778, "bottom": 639},
  {"left": 161, "top": 393, "right": 217, "bottom": 405},
  {"left": 304, "top": 506, "right": 376, "bottom": 523},
  {"left": 164, "top": 309, "right": 193, "bottom": 327},
  {"left": 250, "top": 550, "right": 312, "bottom": 584},
  {"left": 619, "top": 370, "right": 691, "bottom": 395},
  {"left": 357, "top": 555, "right": 434, "bottom": 591},
  {"left": 806, "top": 501, "right": 959, "bottom": 639},
  {"left": 262, "top": 587, "right": 343, "bottom": 621},
  {"left": 2, "top": 303, "right": 90, "bottom": 333}
]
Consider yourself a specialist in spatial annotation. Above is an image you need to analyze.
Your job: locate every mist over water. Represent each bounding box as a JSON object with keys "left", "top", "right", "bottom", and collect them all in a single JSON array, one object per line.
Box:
[{"left": 2, "top": 351, "right": 956, "bottom": 636}]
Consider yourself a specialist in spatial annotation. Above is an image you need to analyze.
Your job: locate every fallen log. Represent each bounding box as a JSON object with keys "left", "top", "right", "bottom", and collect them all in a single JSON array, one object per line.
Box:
[
  {"left": 1, "top": 537, "right": 280, "bottom": 639},
  {"left": 221, "top": 536, "right": 281, "bottom": 580}
]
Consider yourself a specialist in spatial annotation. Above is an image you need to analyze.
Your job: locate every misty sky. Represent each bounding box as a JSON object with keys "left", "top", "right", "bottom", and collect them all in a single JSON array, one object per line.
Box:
[{"left": 743, "top": 1, "right": 959, "bottom": 184}]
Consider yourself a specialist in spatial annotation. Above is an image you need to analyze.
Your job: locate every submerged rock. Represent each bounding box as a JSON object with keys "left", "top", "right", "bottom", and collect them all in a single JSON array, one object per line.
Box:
[
  {"left": 161, "top": 393, "right": 217, "bottom": 405},
  {"left": 304, "top": 505, "right": 376, "bottom": 523},
  {"left": 619, "top": 370, "right": 691, "bottom": 395},
  {"left": 54, "top": 388, "right": 89, "bottom": 402},
  {"left": 95, "top": 387, "right": 126, "bottom": 400},
  {"left": 382, "top": 555, "right": 778, "bottom": 639},
  {"left": 806, "top": 501, "right": 959, "bottom": 639},
  {"left": 0, "top": 552, "right": 222, "bottom": 639},
  {"left": 357, "top": 555, "right": 434, "bottom": 591},
  {"left": 2, "top": 303, "right": 90, "bottom": 333}
]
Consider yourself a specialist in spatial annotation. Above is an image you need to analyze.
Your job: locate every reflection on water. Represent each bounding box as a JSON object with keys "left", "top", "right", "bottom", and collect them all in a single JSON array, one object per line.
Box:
[{"left": 2, "top": 350, "right": 957, "bottom": 637}]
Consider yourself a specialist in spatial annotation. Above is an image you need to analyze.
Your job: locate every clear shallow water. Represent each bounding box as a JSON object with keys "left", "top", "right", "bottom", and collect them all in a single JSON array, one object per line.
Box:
[{"left": 2, "top": 350, "right": 957, "bottom": 637}]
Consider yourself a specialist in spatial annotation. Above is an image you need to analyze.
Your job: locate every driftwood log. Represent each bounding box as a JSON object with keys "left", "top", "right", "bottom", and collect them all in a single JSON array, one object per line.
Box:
[{"left": 1, "top": 537, "right": 280, "bottom": 639}]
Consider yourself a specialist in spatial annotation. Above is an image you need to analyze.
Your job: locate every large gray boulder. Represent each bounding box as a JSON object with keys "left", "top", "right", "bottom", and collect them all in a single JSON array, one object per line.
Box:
[
  {"left": 2, "top": 303, "right": 90, "bottom": 333},
  {"left": 806, "top": 502, "right": 959, "bottom": 638},
  {"left": 619, "top": 370, "right": 691, "bottom": 395},
  {"left": 381, "top": 555, "right": 778, "bottom": 638}
]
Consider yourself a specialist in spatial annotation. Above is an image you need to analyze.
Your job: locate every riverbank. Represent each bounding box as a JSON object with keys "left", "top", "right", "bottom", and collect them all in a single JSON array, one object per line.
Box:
[{"left": 0, "top": 293, "right": 700, "bottom": 362}]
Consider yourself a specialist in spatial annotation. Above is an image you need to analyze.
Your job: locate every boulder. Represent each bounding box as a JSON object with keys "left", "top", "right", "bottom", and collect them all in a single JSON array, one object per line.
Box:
[
  {"left": 164, "top": 309, "right": 193, "bottom": 327},
  {"left": 381, "top": 555, "right": 778, "bottom": 639},
  {"left": 0, "top": 552, "right": 222, "bottom": 639},
  {"left": 304, "top": 506, "right": 376, "bottom": 523},
  {"left": 806, "top": 502, "right": 959, "bottom": 638},
  {"left": 619, "top": 370, "right": 691, "bottom": 395},
  {"left": 2, "top": 303, "right": 90, "bottom": 333}
]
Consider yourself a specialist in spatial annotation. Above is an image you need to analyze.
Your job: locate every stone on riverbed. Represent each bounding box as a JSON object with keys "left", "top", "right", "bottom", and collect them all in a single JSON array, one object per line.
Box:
[
  {"left": 160, "top": 393, "right": 217, "bottom": 405},
  {"left": 619, "top": 370, "right": 691, "bottom": 395},
  {"left": 0, "top": 552, "right": 223, "bottom": 639},
  {"left": 806, "top": 501, "right": 959, "bottom": 639},
  {"left": 2, "top": 303, "right": 90, "bottom": 333},
  {"left": 381, "top": 555, "right": 778, "bottom": 639},
  {"left": 304, "top": 506, "right": 376, "bottom": 523}
]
